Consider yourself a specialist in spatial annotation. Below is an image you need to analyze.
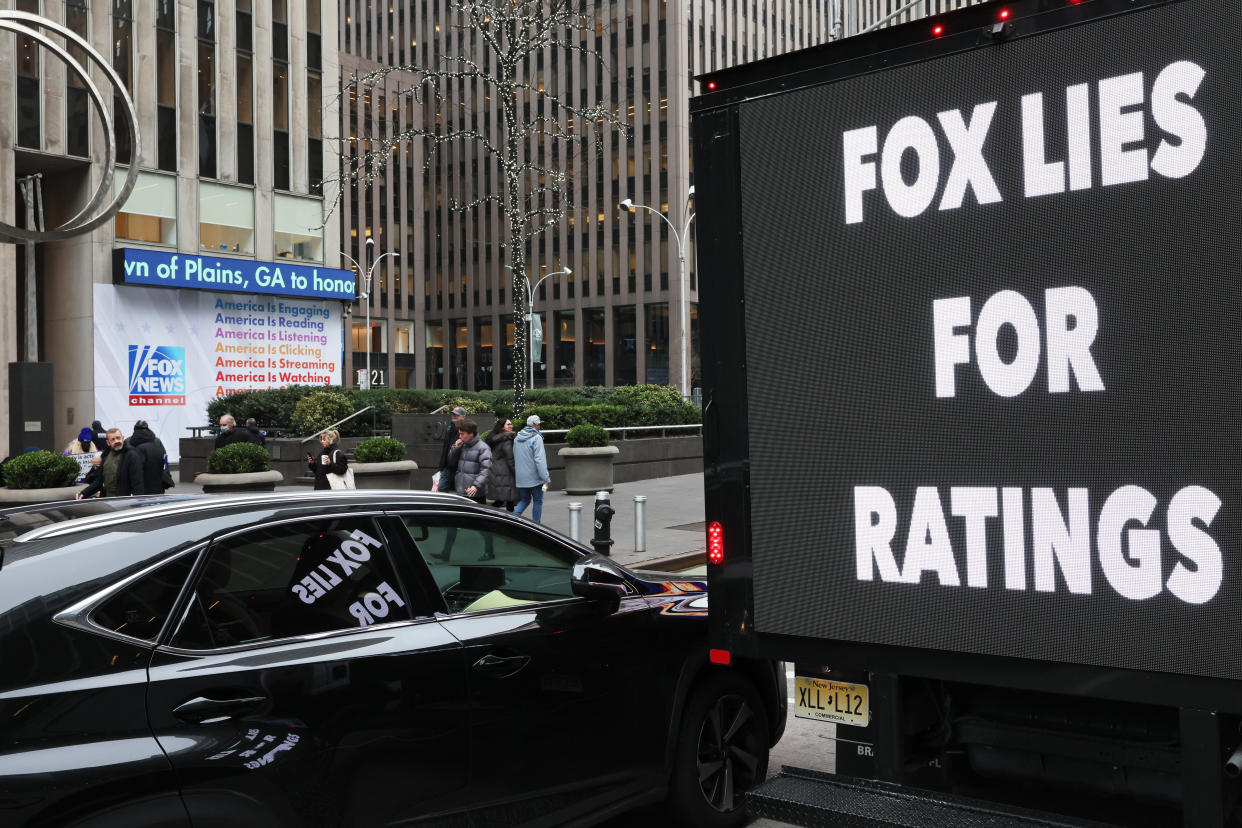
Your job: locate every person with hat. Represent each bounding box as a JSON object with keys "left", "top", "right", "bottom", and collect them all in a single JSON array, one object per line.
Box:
[
  {"left": 434, "top": 406, "right": 468, "bottom": 492},
  {"left": 514, "top": 414, "right": 551, "bottom": 522},
  {"left": 63, "top": 427, "right": 95, "bottom": 456},
  {"left": 130, "top": 420, "right": 173, "bottom": 493}
]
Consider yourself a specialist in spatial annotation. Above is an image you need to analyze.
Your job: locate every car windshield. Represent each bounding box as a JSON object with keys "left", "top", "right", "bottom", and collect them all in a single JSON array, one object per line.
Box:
[{"left": 0, "top": 495, "right": 203, "bottom": 546}]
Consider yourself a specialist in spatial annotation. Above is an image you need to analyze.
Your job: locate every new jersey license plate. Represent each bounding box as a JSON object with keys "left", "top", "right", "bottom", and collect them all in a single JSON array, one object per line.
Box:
[{"left": 795, "top": 677, "right": 870, "bottom": 727}]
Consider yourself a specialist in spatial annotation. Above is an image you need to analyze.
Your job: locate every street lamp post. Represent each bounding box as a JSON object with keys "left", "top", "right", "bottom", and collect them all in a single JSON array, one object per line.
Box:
[
  {"left": 341, "top": 237, "right": 399, "bottom": 390},
  {"left": 516, "top": 266, "right": 572, "bottom": 388},
  {"left": 619, "top": 186, "right": 695, "bottom": 397}
]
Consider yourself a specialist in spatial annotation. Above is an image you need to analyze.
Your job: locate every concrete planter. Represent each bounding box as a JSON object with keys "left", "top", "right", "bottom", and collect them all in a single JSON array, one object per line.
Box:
[
  {"left": 558, "top": 445, "right": 621, "bottom": 494},
  {"left": 0, "top": 486, "right": 82, "bottom": 508},
  {"left": 352, "top": 460, "right": 419, "bottom": 490},
  {"left": 196, "top": 470, "right": 284, "bottom": 494}
]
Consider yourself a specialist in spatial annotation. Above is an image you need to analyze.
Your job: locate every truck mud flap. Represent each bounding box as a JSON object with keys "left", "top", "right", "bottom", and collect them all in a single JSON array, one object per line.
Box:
[{"left": 747, "top": 767, "right": 1117, "bottom": 828}]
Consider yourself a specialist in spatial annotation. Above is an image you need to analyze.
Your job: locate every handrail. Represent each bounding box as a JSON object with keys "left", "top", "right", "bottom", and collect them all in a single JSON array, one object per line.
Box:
[
  {"left": 539, "top": 423, "right": 702, "bottom": 440},
  {"left": 301, "top": 406, "right": 375, "bottom": 444}
]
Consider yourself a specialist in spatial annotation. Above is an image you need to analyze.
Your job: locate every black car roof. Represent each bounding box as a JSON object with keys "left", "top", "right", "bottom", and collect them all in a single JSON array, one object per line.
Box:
[{"left": 6, "top": 491, "right": 477, "bottom": 545}]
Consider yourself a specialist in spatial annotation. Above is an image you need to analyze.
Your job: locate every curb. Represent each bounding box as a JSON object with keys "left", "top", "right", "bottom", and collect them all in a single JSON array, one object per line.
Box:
[{"left": 628, "top": 550, "right": 705, "bottom": 572}]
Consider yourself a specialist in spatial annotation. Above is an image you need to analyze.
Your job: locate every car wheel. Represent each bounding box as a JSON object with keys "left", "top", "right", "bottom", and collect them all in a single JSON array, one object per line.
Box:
[{"left": 668, "top": 670, "right": 771, "bottom": 828}]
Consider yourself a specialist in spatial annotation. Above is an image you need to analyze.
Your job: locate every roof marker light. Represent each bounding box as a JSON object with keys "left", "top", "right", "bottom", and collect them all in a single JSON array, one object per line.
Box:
[
  {"left": 932, "top": 23, "right": 944, "bottom": 36},
  {"left": 708, "top": 521, "right": 724, "bottom": 565}
]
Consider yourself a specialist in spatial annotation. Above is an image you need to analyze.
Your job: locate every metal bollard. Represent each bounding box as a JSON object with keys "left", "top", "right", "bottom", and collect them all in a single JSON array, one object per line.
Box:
[
  {"left": 592, "top": 491, "right": 615, "bottom": 556},
  {"left": 634, "top": 495, "right": 647, "bottom": 553},
  {"left": 568, "top": 502, "right": 582, "bottom": 541}
]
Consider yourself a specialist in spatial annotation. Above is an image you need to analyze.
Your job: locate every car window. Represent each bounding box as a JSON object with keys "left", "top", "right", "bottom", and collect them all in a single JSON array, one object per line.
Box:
[
  {"left": 169, "top": 517, "right": 415, "bottom": 649},
  {"left": 399, "top": 516, "right": 575, "bottom": 614},
  {"left": 90, "top": 551, "right": 198, "bottom": 643}
]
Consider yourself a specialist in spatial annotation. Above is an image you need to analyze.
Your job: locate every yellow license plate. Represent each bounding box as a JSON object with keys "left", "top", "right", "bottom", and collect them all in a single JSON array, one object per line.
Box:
[{"left": 795, "top": 677, "right": 870, "bottom": 727}]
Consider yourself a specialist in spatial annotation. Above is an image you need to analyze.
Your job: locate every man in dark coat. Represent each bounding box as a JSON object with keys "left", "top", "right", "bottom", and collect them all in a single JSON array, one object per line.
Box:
[
  {"left": 129, "top": 420, "right": 172, "bottom": 493},
  {"left": 77, "top": 428, "right": 145, "bottom": 498},
  {"left": 245, "top": 418, "right": 267, "bottom": 446},
  {"left": 435, "top": 406, "right": 468, "bottom": 491},
  {"left": 215, "top": 413, "right": 261, "bottom": 449},
  {"left": 90, "top": 420, "right": 108, "bottom": 452}
]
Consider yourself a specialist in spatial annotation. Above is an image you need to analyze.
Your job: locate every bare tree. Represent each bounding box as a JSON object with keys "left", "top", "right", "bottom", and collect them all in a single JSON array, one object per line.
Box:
[{"left": 335, "top": 0, "right": 626, "bottom": 413}]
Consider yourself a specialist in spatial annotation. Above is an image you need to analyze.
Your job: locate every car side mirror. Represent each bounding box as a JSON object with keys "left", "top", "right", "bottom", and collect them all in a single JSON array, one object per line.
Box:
[{"left": 571, "top": 555, "right": 630, "bottom": 605}]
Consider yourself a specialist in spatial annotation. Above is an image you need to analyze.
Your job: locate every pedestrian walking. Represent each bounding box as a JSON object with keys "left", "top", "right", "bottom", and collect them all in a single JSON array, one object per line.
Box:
[
  {"left": 307, "top": 429, "right": 349, "bottom": 491},
  {"left": 486, "top": 417, "right": 518, "bottom": 511},
  {"left": 77, "top": 428, "right": 145, "bottom": 498},
  {"left": 129, "top": 420, "right": 174, "bottom": 493},
  {"left": 448, "top": 419, "right": 492, "bottom": 504},
  {"left": 434, "top": 406, "right": 468, "bottom": 492},
  {"left": 514, "top": 414, "right": 551, "bottom": 522}
]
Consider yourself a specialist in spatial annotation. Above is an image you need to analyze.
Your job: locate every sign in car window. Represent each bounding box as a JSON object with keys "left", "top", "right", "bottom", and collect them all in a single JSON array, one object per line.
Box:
[
  {"left": 114, "top": 248, "right": 356, "bottom": 301},
  {"left": 737, "top": 0, "right": 1242, "bottom": 680}
]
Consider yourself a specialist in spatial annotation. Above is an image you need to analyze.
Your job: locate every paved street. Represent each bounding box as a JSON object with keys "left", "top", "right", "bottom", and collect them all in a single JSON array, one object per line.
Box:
[{"left": 169, "top": 469, "right": 710, "bottom": 572}]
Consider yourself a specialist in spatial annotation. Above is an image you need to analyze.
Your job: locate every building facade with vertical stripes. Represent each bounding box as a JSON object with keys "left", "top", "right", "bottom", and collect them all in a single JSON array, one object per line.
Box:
[
  {"left": 337, "top": 0, "right": 855, "bottom": 394},
  {"left": 0, "top": 0, "right": 340, "bottom": 456}
]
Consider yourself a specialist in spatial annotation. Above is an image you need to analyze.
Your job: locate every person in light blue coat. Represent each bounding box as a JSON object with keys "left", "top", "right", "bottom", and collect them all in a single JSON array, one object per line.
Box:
[{"left": 513, "top": 414, "right": 551, "bottom": 523}]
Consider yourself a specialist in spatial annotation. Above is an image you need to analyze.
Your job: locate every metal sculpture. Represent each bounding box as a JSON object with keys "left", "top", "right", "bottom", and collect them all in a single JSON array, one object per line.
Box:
[{"left": 0, "top": 10, "right": 141, "bottom": 365}]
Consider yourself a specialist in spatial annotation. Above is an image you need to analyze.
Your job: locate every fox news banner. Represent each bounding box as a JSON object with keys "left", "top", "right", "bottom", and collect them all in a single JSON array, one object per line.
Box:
[
  {"left": 716, "top": 0, "right": 1242, "bottom": 685},
  {"left": 93, "top": 250, "right": 349, "bottom": 462}
]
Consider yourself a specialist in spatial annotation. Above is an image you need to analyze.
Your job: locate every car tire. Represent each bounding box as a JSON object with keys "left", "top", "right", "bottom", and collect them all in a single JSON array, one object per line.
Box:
[{"left": 667, "top": 669, "right": 771, "bottom": 828}]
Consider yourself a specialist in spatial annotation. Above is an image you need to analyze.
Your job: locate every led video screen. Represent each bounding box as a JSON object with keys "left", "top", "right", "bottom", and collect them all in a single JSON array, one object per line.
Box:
[{"left": 739, "top": 0, "right": 1242, "bottom": 679}]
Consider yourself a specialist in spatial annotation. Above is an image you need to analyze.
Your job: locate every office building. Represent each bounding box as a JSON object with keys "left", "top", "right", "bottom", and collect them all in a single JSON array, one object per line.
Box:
[{"left": 0, "top": 0, "right": 342, "bottom": 457}]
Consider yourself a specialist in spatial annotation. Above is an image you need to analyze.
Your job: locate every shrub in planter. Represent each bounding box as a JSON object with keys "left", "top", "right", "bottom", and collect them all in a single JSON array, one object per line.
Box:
[
  {"left": 566, "top": 424, "right": 610, "bottom": 448},
  {"left": 605, "top": 384, "right": 700, "bottom": 426},
  {"left": 292, "top": 391, "right": 354, "bottom": 434},
  {"left": 354, "top": 437, "right": 408, "bottom": 463},
  {"left": 3, "top": 451, "right": 81, "bottom": 489},
  {"left": 207, "top": 443, "right": 271, "bottom": 474},
  {"left": 443, "top": 395, "right": 494, "bottom": 416}
]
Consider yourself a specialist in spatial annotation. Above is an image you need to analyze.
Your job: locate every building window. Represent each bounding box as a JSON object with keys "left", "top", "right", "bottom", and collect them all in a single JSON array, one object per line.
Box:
[
  {"left": 585, "top": 308, "right": 606, "bottom": 386},
  {"left": 473, "top": 318, "right": 493, "bottom": 391},
  {"left": 425, "top": 322, "right": 444, "bottom": 389},
  {"left": 273, "top": 193, "right": 324, "bottom": 261},
  {"left": 236, "top": 0, "right": 254, "bottom": 185},
  {"left": 65, "top": 0, "right": 90, "bottom": 157},
  {"left": 272, "top": 0, "right": 290, "bottom": 190},
  {"left": 114, "top": 169, "right": 177, "bottom": 246},
  {"left": 644, "top": 303, "right": 669, "bottom": 385},
  {"left": 307, "top": 73, "right": 323, "bottom": 191},
  {"left": 613, "top": 306, "right": 637, "bottom": 386},
  {"left": 156, "top": 0, "right": 176, "bottom": 172},
  {"left": 352, "top": 319, "right": 386, "bottom": 354},
  {"left": 394, "top": 322, "right": 414, "bottom": 354},
  {"left": 112, "top": 0, "right": 133, "bottom": 164},
  {"left": 451, "top": 320, "right": 468, "bottom": 390},
  {"left": 199, "top": 182, "right": 254, "bottom": 254},
  {"left": 555, "top": 310, "right": 576, "bottom": 386},
  {"left": 16, "top": 0, "right": 41, "bottom": 150},
  {"left": 197, "top": 0, "right": 216, "bottom": 179}
]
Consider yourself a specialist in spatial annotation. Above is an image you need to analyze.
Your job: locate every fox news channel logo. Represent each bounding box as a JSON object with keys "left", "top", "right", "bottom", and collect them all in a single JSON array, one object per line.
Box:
[{"left": 129, "top": 345, "right": 187, "bottom": 406}]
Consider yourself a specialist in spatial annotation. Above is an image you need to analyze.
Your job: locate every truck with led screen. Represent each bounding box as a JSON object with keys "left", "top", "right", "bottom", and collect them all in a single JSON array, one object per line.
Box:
[{"left": 692, "top": 0, "right": 1242, "bottom": 822}]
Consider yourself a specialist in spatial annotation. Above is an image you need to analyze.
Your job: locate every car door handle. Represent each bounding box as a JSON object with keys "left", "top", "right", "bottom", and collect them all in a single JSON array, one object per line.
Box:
[
  {"left": 472, "top": 653, "right": 531, "bottom": 678},
  {"left": 173, "top": 694, "right": 269, "bottom": 724}
]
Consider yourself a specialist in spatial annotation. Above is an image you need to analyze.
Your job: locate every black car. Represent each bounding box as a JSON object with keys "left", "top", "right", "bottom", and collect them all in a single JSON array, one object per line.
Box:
[{"left": 0, "top": 492, "right": 784, "bottom": 827}]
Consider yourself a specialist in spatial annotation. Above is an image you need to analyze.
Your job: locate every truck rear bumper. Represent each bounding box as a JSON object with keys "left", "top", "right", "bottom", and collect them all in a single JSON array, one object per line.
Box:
[{"left": 747, "top": 767, "right": 1117, "bottom": 828}]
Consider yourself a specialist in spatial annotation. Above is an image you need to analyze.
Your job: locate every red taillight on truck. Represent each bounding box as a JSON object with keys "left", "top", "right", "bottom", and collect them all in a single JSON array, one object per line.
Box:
[{"left": 708, "top": 521, "right": 724, "bottom": 565}]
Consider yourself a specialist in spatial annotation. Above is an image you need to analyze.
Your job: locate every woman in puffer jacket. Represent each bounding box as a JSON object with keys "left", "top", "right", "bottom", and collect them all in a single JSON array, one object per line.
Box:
[{"left": 485, "top": 417, "right": 518, "bottom": 511}]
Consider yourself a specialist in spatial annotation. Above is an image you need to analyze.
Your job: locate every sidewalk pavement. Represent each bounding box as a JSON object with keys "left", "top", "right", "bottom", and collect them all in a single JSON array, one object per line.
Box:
[{"left": 168, "top": 470, "right": 708, "bottom": 573}]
